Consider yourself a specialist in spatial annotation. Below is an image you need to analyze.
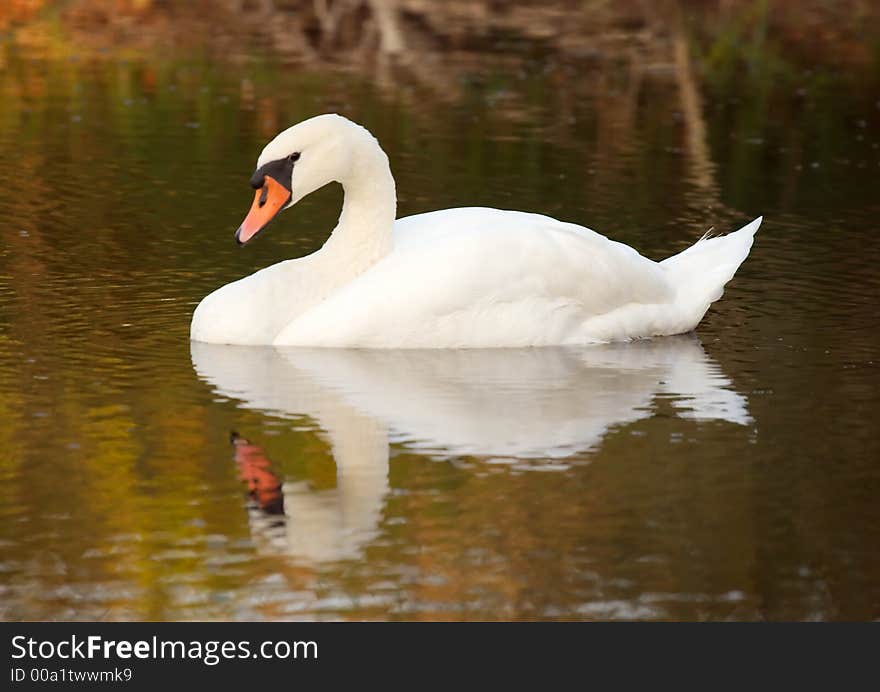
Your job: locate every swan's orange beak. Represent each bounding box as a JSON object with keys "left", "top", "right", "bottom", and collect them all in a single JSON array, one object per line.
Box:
[{"left": 234, "top": 175, "right": 291, "bottom": 246}]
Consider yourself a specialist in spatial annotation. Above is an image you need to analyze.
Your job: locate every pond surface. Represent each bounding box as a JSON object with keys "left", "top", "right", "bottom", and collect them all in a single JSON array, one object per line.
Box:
[{"left": 0, "top": 6, "right": 878, "bottom": 620}]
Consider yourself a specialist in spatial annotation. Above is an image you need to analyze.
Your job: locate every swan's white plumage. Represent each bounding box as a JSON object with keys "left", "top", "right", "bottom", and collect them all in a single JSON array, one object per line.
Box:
[
  {"left": 190, "top": 114, "right": 760, "bottom": 348},
  {"left": 276, "top": 208, "right": 675, "bottom": 347}
]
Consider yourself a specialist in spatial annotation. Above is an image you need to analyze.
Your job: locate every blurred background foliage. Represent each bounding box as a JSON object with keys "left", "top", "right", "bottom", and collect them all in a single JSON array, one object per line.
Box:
[{"left": 0, "top": 1, "right": 878, "bottom": 620}]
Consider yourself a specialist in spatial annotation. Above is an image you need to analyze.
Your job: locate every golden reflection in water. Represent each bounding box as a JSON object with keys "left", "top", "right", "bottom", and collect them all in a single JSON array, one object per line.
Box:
[
  {"left": 192, "top": 339, "right": 752, "bottom": 603},
  {"left": 0, "top": 1, "right": 877, "bottom": 621}
]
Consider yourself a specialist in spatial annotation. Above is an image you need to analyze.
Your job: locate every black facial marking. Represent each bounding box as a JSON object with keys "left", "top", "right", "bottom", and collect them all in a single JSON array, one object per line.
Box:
[{"left": 249, "top": 154, "right": 298, "bottom": 191}]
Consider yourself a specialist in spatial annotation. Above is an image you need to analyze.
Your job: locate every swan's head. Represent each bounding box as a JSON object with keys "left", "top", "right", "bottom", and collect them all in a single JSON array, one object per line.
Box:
[{"left": 235, "top": 113, "right": 362, "bottom": 245}]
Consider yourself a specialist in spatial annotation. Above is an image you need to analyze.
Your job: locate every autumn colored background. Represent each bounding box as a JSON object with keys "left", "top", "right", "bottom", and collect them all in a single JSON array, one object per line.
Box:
[{"left": 0, "top": 1, "right": 878, "bottom": 620}]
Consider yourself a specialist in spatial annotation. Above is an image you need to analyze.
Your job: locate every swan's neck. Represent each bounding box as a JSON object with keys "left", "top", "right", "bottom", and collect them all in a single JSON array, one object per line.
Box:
[
  {"left": 318, "top": 137, "right": 396, "bottom": 280},
  {"left": 268, "top": 125, "right": 397, "bottom": 340}
]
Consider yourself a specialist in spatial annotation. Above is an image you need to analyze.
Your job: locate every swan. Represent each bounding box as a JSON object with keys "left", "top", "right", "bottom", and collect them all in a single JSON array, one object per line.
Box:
[{"left": 190, "top": 114, "right": 761, "bottom": 347}]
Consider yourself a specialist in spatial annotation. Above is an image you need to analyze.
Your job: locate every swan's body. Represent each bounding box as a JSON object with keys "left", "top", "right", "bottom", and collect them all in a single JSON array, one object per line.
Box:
[{"left": 191, "top": 114, "right": 760, "bottom": 348}]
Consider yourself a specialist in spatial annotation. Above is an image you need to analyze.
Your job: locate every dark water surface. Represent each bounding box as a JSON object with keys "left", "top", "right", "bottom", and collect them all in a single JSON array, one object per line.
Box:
[{"left": 1, "top": 9, "right": 879, "bottom": 620}]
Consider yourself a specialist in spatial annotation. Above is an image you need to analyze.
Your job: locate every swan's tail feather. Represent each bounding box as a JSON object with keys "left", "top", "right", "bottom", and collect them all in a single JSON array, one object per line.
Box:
[{"left": 660, "top": 216, "right": 761, "bottom": 329}]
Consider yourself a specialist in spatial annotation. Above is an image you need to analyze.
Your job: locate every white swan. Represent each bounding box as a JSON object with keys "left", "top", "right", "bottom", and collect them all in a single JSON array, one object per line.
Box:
[{"left": 190, "top": 114, "right": 761, "bottom": 347}]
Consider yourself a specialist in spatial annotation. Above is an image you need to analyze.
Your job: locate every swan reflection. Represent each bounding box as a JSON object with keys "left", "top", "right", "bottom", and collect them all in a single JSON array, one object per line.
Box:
[{"left": 192, "top": 337, "right": 750, "bottom": 564}]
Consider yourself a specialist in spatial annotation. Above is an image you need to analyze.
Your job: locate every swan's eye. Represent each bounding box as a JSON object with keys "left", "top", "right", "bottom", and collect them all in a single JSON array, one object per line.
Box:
[{"left": 289, "top": 152, "right": 300, "bottom": 162}]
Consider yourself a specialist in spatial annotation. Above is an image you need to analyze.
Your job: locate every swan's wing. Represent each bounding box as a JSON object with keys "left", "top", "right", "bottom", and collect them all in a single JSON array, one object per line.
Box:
[{"left": 274, "top": 208, "right": 675, "bottom": 347}]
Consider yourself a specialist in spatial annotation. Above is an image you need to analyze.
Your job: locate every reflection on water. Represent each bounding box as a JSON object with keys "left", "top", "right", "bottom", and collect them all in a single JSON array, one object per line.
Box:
[
  {"left": 195, "top": 338, "right": 750, "bottom": 566},
  {"left": 0, "top": 2, "right": 878, "bottom": 620},
  {"left": 231, "top": 432, "right": 285, "bottom": 516},
  {"left": 198, "top": 338, "right": 751, "bottom": 460}
]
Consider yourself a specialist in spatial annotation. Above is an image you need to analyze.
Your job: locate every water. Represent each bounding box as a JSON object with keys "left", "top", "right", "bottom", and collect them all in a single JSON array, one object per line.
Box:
[{"left": 1, "top": 4, "right": 878, "bottom": 621}]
